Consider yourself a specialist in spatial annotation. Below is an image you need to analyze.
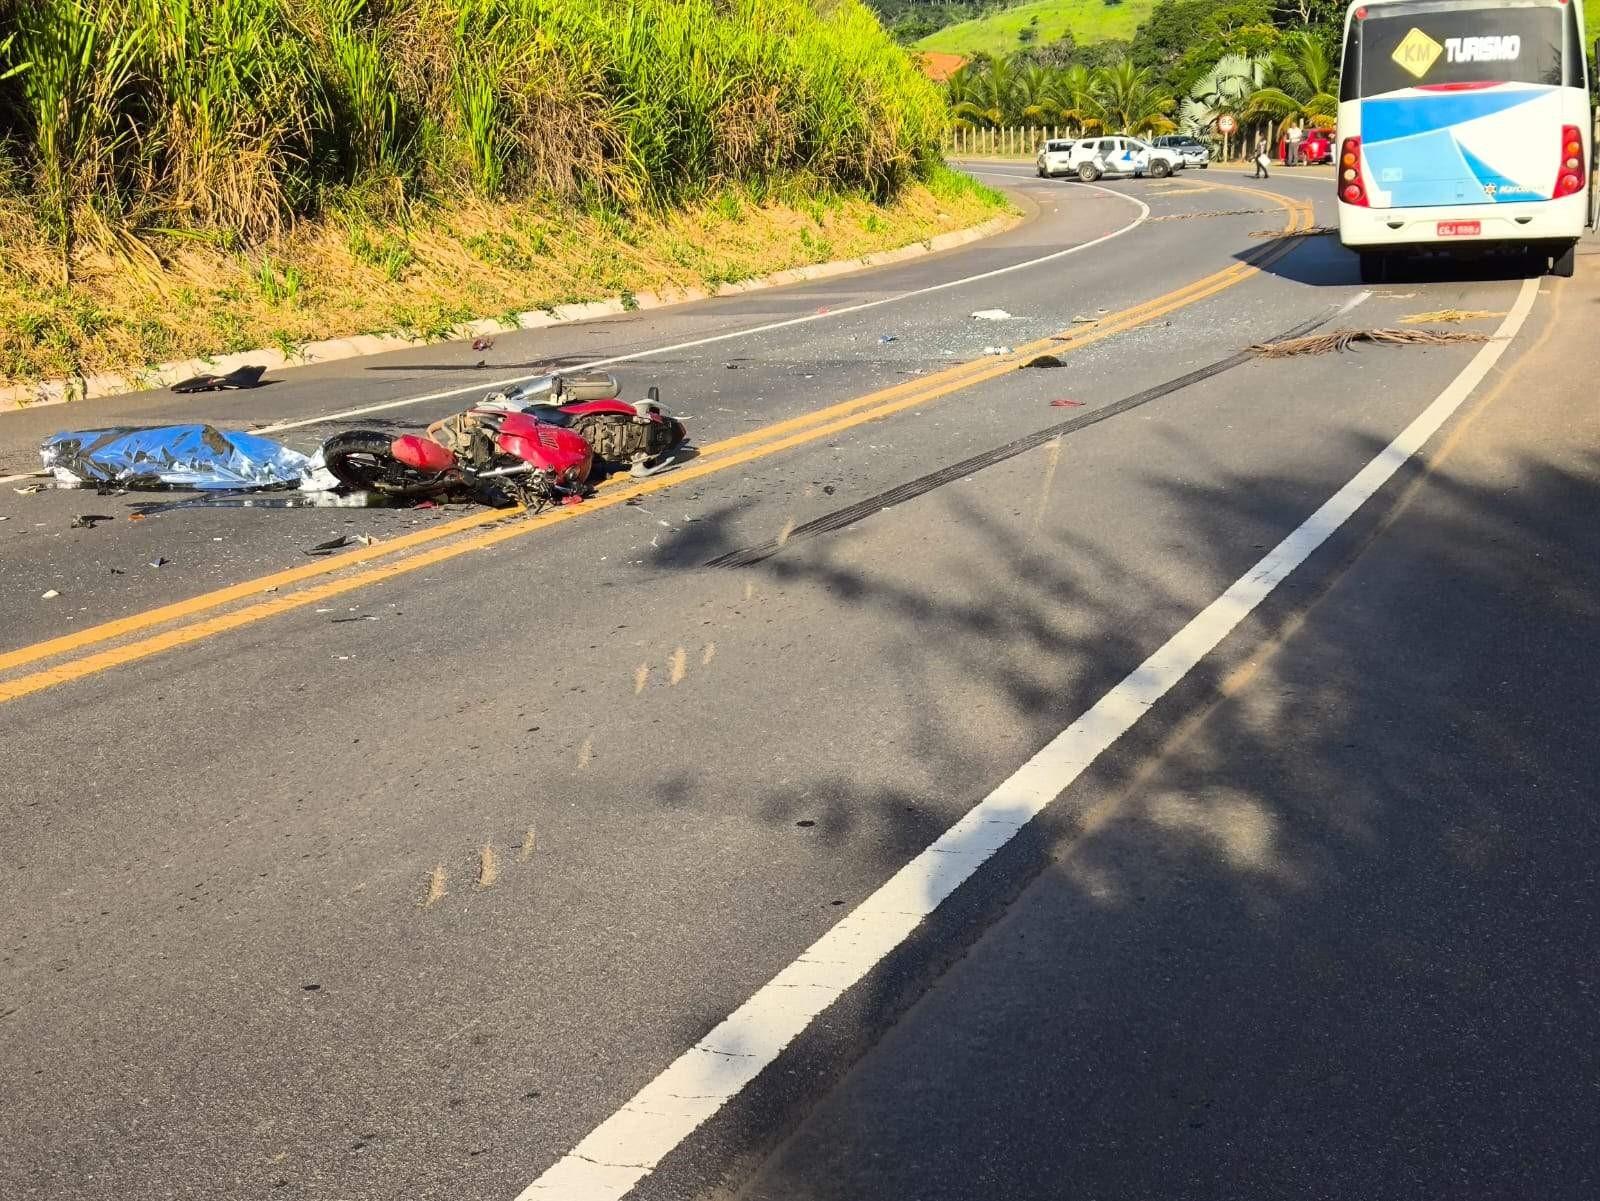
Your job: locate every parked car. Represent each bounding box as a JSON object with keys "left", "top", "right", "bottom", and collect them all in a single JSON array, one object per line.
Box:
[
  {"left": 1151, "top": 134, "right": 1211, "bottom": 169},
  {"left": 1278, "top": 129, "right": 1334, "bottom": 165},
  {"left": 1067, "top": 135, "right": 1185, "bottom": 182},
  {"left": 1035, "top": 139, "right": 1077, "bottom": 178}
]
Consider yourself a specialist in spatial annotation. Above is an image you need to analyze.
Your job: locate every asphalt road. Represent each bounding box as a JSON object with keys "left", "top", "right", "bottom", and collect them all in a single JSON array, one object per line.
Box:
[{"left": 2, "top": 162, "right": 1593, "bottom": 1201}]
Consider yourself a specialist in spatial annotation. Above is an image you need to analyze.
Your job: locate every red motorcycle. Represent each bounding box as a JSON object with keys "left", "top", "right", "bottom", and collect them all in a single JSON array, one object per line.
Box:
[{"left": 320, "top": 373, "right": 685, "bottom": 505}]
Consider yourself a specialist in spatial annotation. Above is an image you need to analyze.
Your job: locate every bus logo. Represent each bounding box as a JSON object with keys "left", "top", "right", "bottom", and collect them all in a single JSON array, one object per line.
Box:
[{"left": 1392, "top": 27, "right": 1444, "bottom": 79}]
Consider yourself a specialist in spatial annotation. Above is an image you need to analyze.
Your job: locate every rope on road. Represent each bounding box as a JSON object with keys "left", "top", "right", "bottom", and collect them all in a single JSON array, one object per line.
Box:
[
  {"left": 1250, "top": 328, "right": 1494, "bottom": 357},
  {"left": 1145, "top": 207, "right": 1273, "bottom": 221},
  {"left": 1247, "top": 225, "right": 1338, "bottom": 237}
]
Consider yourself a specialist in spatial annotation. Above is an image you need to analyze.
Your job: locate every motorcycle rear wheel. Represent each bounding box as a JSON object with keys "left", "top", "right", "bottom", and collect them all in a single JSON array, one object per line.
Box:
[
  {"left": 321, "top": 430, "right": 454, "bottom": 497},
  {"left": 571, "top": 414, "right": 684, "bottom": 466}
]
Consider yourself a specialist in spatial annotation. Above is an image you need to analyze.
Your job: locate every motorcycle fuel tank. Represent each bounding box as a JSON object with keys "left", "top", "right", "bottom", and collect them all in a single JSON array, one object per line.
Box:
[{"left": 495, "top": 415, "right": 593, "bottom": 482}]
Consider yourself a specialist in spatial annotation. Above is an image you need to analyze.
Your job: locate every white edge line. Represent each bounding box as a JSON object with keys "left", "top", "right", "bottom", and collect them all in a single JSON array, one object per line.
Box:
[
  {"left": 252, "top": 184, "right": 1150, "bottom": 436},
  {"left": 512, "top": 273, "right": 1539, "bottom": 1201}
]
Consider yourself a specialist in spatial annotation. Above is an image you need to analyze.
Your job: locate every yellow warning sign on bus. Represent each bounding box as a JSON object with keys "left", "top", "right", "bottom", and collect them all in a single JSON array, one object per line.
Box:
[{"left": 1392, "top": 27, "right": 1444, "bottom": 79}]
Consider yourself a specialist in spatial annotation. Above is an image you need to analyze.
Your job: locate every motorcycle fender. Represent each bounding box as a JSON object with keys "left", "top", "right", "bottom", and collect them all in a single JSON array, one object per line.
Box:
[
  {"left": 497, "top": 426, "right": 593, "bottom": 482},
  {"left": 391, "top": 434, "right": 457, "bottom": 472},
  {"left": 560, "top": 400, "right": 642, "bottom": 419}
]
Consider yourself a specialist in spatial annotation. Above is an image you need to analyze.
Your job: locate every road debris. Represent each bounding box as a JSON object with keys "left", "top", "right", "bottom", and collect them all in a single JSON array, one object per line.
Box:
[
  {"left": 471, "top": 336, "right": 495, "bottom": 351},
  {"left": 1050, "top": 398, "right": 1085, "bottom": 408},
  {"left": 1247, "top": 225, "right": 1337, "bottom": 238},
  {"left": 1400, "top": 309, "right": 1505, "bottom": 325},
  {"left": 41, "top": 589, "right": 60, "bottom": 600},
  {"left": 149, "top": 557, "right": 168, "bottom": 567},
  {"left": 1070, "top": 315, "right": 1096, "bottom": 324},
  {"left": 306, "top": 533, "right": 378, "bottom": 555},
  {"left": 1022, "top": 354, "right": 1065, "bottom": 369},
  {"left": 982, "top": 346, "right": 1012, "bottom": 355},
  {"left": 1147, "top": 208, "right": 1272, "bottom": 222},
  {"left": 69, "top": 514, "right": 113, "bottom": 529},
  {"left": 970, "top": 309, "right": 1013, "bottom": 321},
  {"left": 13, "top": 484, "right": 44, "bottom": 495},
  {"left": 171, "top": 364, "right": 269, "bottom": 393},
  {"left": 1250, "top": 327, "right": 1493, "bottom": 358},
  {"left": 878, "top": 334, "right": 898, "bottom": 343}
]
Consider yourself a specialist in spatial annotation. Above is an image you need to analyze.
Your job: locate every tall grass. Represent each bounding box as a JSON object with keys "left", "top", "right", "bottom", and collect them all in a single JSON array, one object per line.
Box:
[{"left": 0, "top": 0, "right": 945, "bottom": 261}]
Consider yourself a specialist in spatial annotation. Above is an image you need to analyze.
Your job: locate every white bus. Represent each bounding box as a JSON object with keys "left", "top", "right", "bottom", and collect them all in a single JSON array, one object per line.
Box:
[{"left": 1336, "top": 0, "right": 1593, "bottom": 280}]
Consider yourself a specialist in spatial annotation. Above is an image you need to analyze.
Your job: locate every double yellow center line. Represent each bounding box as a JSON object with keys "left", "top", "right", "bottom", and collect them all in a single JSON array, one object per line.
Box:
[{"left": 0, "top": 184, "right": 1312, "bottom": 705}]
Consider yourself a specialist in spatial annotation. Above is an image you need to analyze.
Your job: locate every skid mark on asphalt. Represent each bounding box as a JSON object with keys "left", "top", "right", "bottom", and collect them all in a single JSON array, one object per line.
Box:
[{"left": 705, "top": 302, "right": 1355, "bottom": 570}]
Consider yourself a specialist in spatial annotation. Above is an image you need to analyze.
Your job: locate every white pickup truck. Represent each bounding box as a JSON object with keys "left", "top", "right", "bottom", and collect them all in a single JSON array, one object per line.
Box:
[{"left": 1066, "top": 135, "right": 1184, "bottom": 182}]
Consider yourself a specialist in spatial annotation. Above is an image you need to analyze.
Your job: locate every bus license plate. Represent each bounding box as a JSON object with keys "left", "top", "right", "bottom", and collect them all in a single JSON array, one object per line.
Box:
[{"left": 1437, "top": 221, "right": 1481, "bottom": 237}]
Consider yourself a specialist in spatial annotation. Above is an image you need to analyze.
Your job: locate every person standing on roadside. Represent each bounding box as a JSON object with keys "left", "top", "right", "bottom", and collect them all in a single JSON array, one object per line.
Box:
[
  {"left": 1253, "top": 134, "right": 1270, "bottom": 178},
  {"left": 1287, "top": 121, "right": 1303, "bottom": 167}
]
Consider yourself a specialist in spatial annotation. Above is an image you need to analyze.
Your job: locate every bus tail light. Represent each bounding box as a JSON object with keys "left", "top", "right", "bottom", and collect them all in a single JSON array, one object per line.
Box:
[
  {"left": 1554, "top": 125, "right": 1584, "bottom": 198},
  {"left": 1338, "top": 137, "right": 1368, "bottom": 206}
]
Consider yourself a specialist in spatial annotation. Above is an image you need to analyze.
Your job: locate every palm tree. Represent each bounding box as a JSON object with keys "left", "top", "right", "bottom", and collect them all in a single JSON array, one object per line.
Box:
[
  {"left": 1183, "top": 54, "right": 1262, "bottom": 129},
  {"left": 1051, "top": 64, "right": 1103, "bottom": 136},
  {"left": 1014, "top": 63, "right": 1063, "bottom": 125},
  {"left": 1243, "top": 33, "right": 1338, "bottom": 134},
  {"left": 1092, "top": 62, "right": 1176, "bottom": 136},
  {"left": 947, "top": 56, "right": 1020, "bottom": 129},
  {"left": 1183, "top": 53, "right": 1267, "bottom": 157}
]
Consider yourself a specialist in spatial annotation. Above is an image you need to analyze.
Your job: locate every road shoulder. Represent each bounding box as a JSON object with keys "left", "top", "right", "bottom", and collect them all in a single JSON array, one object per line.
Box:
[{"left": 734, "top": 257, "right": 1600, "bottom": 1200}]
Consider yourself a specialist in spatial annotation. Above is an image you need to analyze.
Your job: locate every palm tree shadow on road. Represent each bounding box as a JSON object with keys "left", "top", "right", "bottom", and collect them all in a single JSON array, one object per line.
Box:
[{"left": 633, "top": 432, "right": 1600, "bottom": 1201}]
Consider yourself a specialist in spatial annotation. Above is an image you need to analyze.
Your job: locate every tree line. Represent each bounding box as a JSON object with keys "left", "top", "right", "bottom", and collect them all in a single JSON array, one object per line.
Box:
[{"left": 940, "top": 0, "right": 1341, "bottom": 140}]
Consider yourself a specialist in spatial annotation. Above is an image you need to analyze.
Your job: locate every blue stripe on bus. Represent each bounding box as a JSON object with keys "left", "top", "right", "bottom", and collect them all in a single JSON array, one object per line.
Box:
[
  {"left": 1457, "top": 141, "right": 1542, "bottom": 203},
  {"left": 1362, "top": 89, "right": 1542, "bottom": 143}
]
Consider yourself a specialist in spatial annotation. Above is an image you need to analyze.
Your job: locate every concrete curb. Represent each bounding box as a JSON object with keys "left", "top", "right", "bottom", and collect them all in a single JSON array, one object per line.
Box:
[{"left": 0, "top": 212, "right": 1018, "bottom": 415}]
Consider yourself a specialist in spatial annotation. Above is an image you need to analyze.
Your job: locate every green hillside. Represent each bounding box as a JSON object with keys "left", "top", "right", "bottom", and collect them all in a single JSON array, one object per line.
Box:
[{"left": 915, "top": 0, "right": 1155, "bottom": 56}]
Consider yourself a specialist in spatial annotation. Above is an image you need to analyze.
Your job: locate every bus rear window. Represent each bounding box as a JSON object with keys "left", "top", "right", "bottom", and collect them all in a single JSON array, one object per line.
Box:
[{"left": 1357, "top": 6, "right": 1565, "bottom": 96}]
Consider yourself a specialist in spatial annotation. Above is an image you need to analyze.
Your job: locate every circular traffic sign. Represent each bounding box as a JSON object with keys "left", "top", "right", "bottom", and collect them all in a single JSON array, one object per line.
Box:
[{"left": 1217, "top": 115, "right": 1237, "bottom": 134}]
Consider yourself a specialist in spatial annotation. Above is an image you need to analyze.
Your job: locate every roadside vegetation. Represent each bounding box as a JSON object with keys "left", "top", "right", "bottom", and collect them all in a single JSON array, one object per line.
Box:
[
  {"left": 907, "top": 0, "right": 1599, "bottom": 143},
  {"left": 934, "top": 0, "right": 1346, "bottom": 140},
  {"left": 911, "top": 1, "right": 1154, "bottom": 57},
  {"left": 0, "top": 0, "right": 1005, "bottom": 387}
]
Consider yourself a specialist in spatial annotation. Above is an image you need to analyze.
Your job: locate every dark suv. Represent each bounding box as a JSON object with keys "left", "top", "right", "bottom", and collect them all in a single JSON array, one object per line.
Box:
[{"left": 1150, "top": 135, "right": 1211, "bottom": 169}]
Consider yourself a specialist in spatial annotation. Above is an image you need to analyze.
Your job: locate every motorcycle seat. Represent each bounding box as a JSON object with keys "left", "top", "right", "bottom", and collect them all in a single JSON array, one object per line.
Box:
[{"left": 522, "top": 405, "right": 574, "bottom": 427}]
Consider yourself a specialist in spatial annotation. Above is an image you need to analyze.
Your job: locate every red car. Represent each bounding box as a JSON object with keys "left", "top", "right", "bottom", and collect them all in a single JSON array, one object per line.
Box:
[{"left": 1278, "top": 129, "right": 1333, "bottom": 165}]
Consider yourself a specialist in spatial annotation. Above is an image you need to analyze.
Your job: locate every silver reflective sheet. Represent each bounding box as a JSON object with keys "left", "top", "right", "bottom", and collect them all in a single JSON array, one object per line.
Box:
[{"left": 41, "top": 425, "right": 313, "bottom": 490}]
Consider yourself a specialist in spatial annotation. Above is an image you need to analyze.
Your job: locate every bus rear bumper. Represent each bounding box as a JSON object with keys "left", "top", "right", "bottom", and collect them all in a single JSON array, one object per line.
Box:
[{"left": 1338, "top": 195, "right": 1585, "bottom": 250}]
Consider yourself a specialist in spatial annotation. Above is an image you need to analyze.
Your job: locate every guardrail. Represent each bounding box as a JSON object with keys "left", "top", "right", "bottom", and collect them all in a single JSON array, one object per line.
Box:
[{"left": 944, "top": 126, "right": 1071, "bottom": 158}]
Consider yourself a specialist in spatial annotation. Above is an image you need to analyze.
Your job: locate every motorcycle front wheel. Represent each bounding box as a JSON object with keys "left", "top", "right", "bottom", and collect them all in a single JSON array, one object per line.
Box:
[{"left": 321, "top": 430, "right": 454, "bottom": 497}]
